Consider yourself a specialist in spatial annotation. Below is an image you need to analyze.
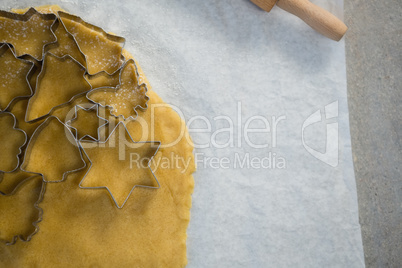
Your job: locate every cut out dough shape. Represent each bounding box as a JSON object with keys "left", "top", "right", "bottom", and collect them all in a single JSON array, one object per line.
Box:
[
  {"left": 0, "top": 8, "right": 56, "bottom": 60},
  {"left": 87, "top": 59, "right": 149, "bottom": 119},
  {"left": 21, "top": 116, "right": 85, "bottom": 182},
  {"left": 0, "top": 44, "right": 33, "bottom": 111},
  {"left": 0, "top": 112, "right": 27, "bottom": 172},
  {"left": 25, "top": 53, "right": 91, "bottom": 121}
]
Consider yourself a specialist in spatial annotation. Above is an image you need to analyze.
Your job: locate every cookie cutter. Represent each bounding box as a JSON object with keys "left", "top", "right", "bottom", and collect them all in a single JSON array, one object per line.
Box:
[
  {"left": 86, "top": 59, "right": 150, "bottom": 121},
  {"left": 43, "top": 15, "right": 87, "bottom": 67},
  {"left": 24, "top": 52, "right": 92, "bottom": 123},
  {"left": 78, "top": 121, "right": 161, "bottom": 209},
  {"left": 0, "top": 175, "right": 45, "bottom": 246},
  {"left": 20, "top": 116, "right": 86, "bottom": 183},
  {"left": 0, "top": 111, "right": 28, "bottom": 173},
  {"left": 0, "top": 43, "right": 36, "bottom": 112},
  {"left": 57, "top": 11, "right": 126, "bottom": 75},
  {"left": 0, "top": 8, "right": 58, "bottom": 61},
  {"left": 85, "top": 64, "right": 121, "bottom": 90},
  {"left": 65, "top": 104, "right": 109, "bottom": 141},
  {"left": 0, "top": 169, "right": 41, "bottom": 195}
]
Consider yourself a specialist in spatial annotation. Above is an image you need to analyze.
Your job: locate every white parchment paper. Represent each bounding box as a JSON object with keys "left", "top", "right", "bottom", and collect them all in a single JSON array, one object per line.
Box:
[{"left": 1, "top": 0, "right": 365, "bottom": 267}]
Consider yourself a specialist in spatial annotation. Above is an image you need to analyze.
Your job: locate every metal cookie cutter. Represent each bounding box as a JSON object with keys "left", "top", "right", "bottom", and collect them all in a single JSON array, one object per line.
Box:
[
  {"left": 0, "top": 169, "right": 42, "bottom": 196},
  {"left": 86, "top": 59, "right": 150, "bottom": 121},
  {"left": 57, "top": 11, "right": 126, "bottom": 75},
  {"left": 0, "top": 43, "right": 35, "bottom": 112},
  {"left": 78, "top": 122, "right": 161, "bottom": 209},
  {"left": 43, "top": 15, "right": 87, "bottom": 67},
  {"left": 0, "top": 175, "right": 45, "bottom": 246},
  {"left": 20, "top": 116, "right": 86, "bottom": 183},
  {"left": 0, "top": 112, "right": 28, "bottom": 173},
  {"left": 65, "top": 104, "right": 109, "bottom": 141},
  {"left": 24, "top": 52, "right": 92, "bottom": 123},
  {"left": 0, "top": 7, "right": 57, "bottom": 61}
]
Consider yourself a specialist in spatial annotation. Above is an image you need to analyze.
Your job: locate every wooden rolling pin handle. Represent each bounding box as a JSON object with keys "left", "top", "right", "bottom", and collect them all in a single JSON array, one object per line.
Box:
[{"left": 276, "top": 0, "right": 348, "bottom": 41}]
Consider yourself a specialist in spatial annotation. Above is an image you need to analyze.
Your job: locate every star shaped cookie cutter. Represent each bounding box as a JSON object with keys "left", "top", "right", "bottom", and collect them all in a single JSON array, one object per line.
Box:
[
  {"left": 65, "top": 104, "right": 109, "bottom": 141},
  {"left": 0, "top": 43, "right": 35, "bottom": 112},
  {"left": 0, "top": 7, "right": 58, "bottom": 61},
  {"left": 78, "top": 122, "right": 161, "bottom": 209}
]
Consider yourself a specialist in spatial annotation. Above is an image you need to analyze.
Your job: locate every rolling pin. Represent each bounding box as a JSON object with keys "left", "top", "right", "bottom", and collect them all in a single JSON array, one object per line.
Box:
[{"left": 250, "top": 0, "right": 348, "bottom": 41}]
